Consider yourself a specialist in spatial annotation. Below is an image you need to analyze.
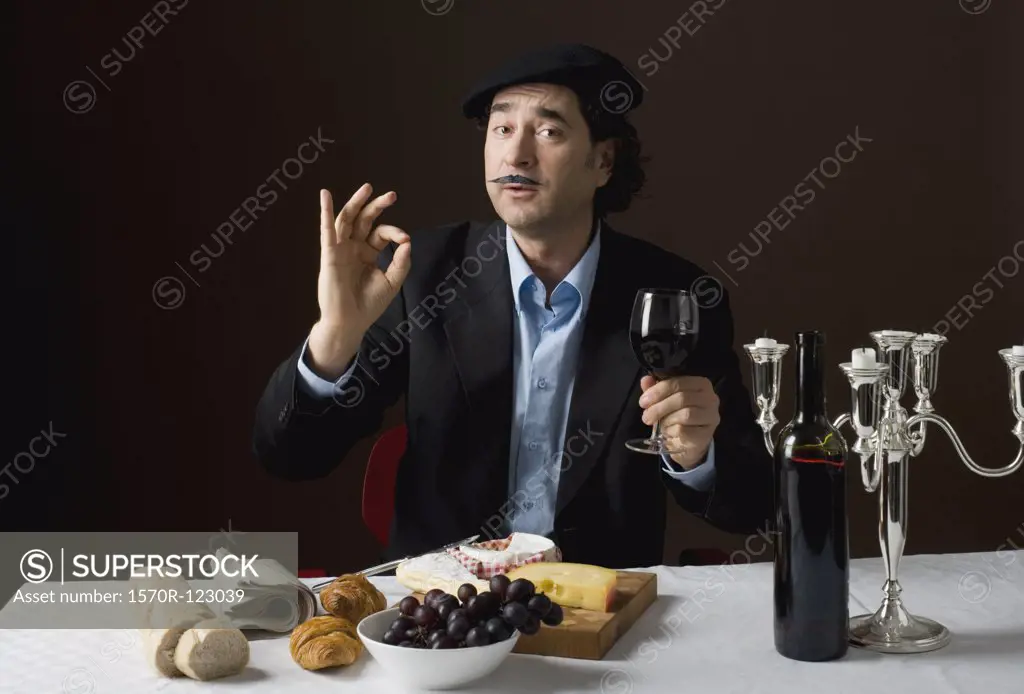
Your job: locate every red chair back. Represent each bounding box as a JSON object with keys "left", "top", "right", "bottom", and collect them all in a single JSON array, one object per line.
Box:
[{"left": 362, "top": 424, "right": 408, "bottom": 546}]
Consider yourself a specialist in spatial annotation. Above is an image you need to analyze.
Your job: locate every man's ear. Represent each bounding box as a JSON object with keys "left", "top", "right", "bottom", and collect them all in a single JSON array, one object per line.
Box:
[{"left": 597, "top": 139, "right": 616, "bottom": 184}]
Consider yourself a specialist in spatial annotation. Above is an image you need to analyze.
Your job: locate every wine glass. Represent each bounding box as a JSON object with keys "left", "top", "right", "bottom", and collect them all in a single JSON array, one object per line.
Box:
[{"left": 625, "top": 288, "right": 700, "bottom": 455}]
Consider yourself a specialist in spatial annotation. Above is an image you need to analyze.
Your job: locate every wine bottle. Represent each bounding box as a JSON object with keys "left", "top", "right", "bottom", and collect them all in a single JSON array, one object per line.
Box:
[{"left": 773, "top": 330, "right": 850, "bottom": 661}]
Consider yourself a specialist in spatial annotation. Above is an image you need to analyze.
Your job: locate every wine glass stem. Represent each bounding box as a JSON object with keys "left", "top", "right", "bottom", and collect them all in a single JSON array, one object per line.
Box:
[{"left": 651, "top": 418, "right": 662, "bottom": 444}]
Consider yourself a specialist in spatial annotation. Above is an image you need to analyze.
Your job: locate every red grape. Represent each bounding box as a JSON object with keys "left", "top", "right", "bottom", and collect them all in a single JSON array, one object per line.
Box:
[
  {"left": 489, "top": 574, "right": 511, "bottom": 600},
  {"left": 465, "top": 626, "right": 491, "bottom": 647},
  {"left": 485, "top": 617, "right": 512, "bottom": 641},
  {"left": 424, "top": 589, "right": 446, "bottom": 608},
  {"left": 527, "top": 594, "right": 552, "bottom": 617},
  {"left": 399, "top": 596, "right": 419, "bottom": 616},
  {"left": 413, "top": 604, "right": 438, "bottom": 628},
  {"left": 502, "top": 601, "right": 528, "bottom": 628},
  {"left": 432, "top": 635, "right": 458, "bottom": 649},
  {"left": 541, "top": 602, "right": 564, "bottom": 626},
  {"left": 437, "top": 596, "right": 459, "bottom": 622},
  {"left": 390, "top": 615, "right": 415, "bottom": 633},
  {"left": 519, "top": 613, "right": 541, "bottom": 635},
  {"left": 457, "top": 583, "right": 478, "bottom": 603},
  {"left": 505, "top": 578, "right": 535, "bottom": 603},
  {"left": 474, "top": 591, "right": 501, "bottom": 619},
  {"left": 447, "top": 615, "right": 470, "bottom": 641}
]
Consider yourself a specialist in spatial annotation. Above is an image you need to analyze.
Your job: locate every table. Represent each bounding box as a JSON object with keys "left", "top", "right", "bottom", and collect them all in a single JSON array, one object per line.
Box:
[{"left": 1, "top": 550, "right": 1021, "bottom": 693}]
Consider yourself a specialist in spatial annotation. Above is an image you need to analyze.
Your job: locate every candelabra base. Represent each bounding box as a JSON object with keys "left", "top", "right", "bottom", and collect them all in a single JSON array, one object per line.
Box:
[{"left": 849, "top": 599, "right": 951, "bottom": 654}]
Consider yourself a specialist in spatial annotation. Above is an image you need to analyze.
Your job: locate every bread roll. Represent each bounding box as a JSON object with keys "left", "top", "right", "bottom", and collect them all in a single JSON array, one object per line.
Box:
[
  {"left": 173, "top": 627, "right": 250, "bottom": 681},
  {"left": 133, "top": 575, "right": 249, "bottom": 681},
  {"left": 319, "top": 574, "right": 387, "bottom": 622},
  {"left": 134, "top": 576, "right": 218, "bottom": 679},
  {"left": 289, "top": 615, "right": 363, "bottom": 671},
  {"left": 139, "top": 628, "right": 188, "bottom": 677}
]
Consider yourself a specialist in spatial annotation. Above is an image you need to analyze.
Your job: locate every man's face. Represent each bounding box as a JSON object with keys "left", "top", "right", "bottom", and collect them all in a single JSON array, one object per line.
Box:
[{"left": 483, "top": 83, "right": 614, "bottom": 235}]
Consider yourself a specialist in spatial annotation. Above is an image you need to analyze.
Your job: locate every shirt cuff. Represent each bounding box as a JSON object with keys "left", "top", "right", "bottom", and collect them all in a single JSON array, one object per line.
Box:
[
  {"left": 660, "top": 440, "right": 716, "bottom": 492},
  {"left": 296, "top": 337, "right": 359, "bottom": 400}
]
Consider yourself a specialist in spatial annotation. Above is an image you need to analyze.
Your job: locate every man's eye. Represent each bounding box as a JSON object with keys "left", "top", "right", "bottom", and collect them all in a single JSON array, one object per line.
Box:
[
  {"left": 493, "top": 125, "right": 511, "bottom": 135},
  {"left": 540, "top": 128, "right": 562, "bottom": 138}
]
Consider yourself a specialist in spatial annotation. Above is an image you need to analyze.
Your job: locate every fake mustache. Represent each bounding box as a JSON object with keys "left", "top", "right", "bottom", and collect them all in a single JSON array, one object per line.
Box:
[{"left": 490, "top": 174, "right": 540, "bottom": 185}]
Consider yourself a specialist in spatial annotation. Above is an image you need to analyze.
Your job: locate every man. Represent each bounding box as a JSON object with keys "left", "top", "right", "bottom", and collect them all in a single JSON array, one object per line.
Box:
[{"left": 253, "top": 44, "right": 772, "bottom": 569}]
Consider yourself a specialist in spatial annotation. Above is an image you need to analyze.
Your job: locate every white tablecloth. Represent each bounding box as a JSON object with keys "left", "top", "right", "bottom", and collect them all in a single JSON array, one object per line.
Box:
[{"left": 1, "top": 550, "right": 1021, "bottom": 693}]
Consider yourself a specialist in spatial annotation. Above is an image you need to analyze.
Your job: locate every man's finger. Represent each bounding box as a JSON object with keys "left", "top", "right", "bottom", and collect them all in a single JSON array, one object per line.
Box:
[
  {"left": 640, "top": 374, "right": 657, "bottom": 392},
  {"left": 662, "top": 423, "right": 713, "bottom": 454},
  {"left": 644, "top": 398, "right": 704, "bottom": 426},
  {"left": 661, "top": 407, "right": 719, "bottom": 429},
  {"left": 335, "top": 183, "right": 374, "bottom": 242},
  {"left": 642, "top": 392, "right": 684, "bottom": 424},
  {"left": 662, "top": 422, "right": 713, "bottom": 442},
  {"left": 320, "top": 189, "right": 336, "bottom": 248},
  {"left": 352, "top": 190, "right": 398, "bottom": 241},
  {"left": 643, "top": 390, "right": 718, "bottom": 425},
  {"left": 380, "top": 239, "right": 412, "bottom": 292},
  {"left": 367, "top": 224, "right": 410, "bottom": 251},
  {"left": 354, "top": 243, "right": 379, "bottom": 266},
  {"left": 639, "top": 376, "right": 710, "bottom": 407}
]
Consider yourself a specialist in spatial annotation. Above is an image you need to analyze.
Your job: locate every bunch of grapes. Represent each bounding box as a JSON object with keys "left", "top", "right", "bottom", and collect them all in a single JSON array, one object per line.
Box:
[{"left": 382, "top": 574, "right": 564, "bottom": 649}]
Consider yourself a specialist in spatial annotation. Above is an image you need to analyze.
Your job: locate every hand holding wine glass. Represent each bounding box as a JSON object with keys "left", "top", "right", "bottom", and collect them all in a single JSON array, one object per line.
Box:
[
  {"left": 638, "top": 373, "right": 720, "bottom": 468},
  {"left": 627, "top": 289, "right": 720, "bottom": 466}
]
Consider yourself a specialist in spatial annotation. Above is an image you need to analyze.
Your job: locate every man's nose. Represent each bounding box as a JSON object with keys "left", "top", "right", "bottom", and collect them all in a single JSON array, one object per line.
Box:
[{"left": 504, "top": 131, "right": 536, "bottom": 169}]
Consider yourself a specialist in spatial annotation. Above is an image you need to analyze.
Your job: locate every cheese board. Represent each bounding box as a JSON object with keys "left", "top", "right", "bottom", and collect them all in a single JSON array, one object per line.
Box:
[{"left": 399, "top": 570, "right": 657, "bottom": 661}]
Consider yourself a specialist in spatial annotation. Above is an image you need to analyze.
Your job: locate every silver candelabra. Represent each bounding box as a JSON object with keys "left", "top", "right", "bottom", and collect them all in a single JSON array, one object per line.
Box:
[{"left": 744, "top": 330, "right": 1024, "bottom": 654}]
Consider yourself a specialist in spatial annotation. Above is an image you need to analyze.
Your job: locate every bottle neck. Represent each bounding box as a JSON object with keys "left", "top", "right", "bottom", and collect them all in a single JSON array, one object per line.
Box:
[{"left": 795, "top": 338, "right": 827, "bottom": 422}]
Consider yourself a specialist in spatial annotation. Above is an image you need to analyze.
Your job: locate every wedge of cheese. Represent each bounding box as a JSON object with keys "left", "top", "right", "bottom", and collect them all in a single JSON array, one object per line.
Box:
[{"left": 505, "top": 562, "right": 618, "bottom": 613}]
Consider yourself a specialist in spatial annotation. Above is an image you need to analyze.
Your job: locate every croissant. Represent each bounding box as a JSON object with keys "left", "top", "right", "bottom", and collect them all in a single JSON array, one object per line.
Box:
[
  {"left": 289, "top": 615, "right": 363, "bottom": 671},
  {"left": 320, "top": 573, "right": 387, "bottom": 622}
]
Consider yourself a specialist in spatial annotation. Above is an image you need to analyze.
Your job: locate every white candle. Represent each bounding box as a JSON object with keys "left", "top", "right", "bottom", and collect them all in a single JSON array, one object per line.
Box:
[
  {"left": 852, "top": 347, "right": 877, "bottom": 368},
  {"left": 755, "top": 337, "right": 777, "bottom": 349},
  {"left": 1013, "top": 345, "right": 1024, "bottom": 357}
]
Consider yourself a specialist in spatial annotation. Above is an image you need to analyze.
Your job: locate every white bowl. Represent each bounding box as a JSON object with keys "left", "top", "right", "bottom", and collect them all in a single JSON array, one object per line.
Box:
[{"left": 357, "top": 607, "right": 521, "bottom": 690}]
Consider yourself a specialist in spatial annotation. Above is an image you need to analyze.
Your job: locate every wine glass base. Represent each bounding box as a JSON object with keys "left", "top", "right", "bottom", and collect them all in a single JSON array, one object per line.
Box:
[
  {"left": 849, "top": 611, "right": 951, "bottom": 654},
  {"left": 625, "top": 438, "right": 665, "bottom": 455}
]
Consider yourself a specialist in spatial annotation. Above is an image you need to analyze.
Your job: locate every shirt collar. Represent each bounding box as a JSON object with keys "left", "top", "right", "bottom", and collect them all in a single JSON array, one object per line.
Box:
[{"left": 506, "top": 219, "right": 602, "bottom": 317}]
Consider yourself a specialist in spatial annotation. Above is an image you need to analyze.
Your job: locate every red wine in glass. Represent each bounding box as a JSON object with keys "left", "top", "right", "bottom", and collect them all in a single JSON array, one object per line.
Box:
[{"left": 626, "top": 289, "right": 700, "bottom": 455}]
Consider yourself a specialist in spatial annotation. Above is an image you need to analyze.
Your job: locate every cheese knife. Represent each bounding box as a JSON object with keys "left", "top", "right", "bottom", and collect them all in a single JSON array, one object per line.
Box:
[{"left": 311, "top": 533, "right": 480, "bottom": 593}]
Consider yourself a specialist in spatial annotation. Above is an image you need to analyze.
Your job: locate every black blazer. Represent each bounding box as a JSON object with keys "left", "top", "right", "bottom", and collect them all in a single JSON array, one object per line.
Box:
[{"left": 252, "top": 219, "right": 773, "bottom": 569}]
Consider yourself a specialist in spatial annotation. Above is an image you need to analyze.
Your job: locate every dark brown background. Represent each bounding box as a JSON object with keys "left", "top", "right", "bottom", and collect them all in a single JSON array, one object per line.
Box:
[{"left": 7, "top": 0, "right": 1022, "bottom": 575}]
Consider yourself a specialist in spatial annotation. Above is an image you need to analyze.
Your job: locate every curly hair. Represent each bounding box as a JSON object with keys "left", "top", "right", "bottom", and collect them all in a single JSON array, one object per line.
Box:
[
  {"left": 473, "top": 87, "right": 650, "bottom": 219},
  {"left": 578, "top": 97, "right": 650, "bottom": 218}
]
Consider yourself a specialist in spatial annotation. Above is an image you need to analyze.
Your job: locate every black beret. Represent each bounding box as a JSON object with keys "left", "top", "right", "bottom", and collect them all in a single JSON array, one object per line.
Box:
[{"left": 460, "top": 43, "right": 645, "bottom": 121}]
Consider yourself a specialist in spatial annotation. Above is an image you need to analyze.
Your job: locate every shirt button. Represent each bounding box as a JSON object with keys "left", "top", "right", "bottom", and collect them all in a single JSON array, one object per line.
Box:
[
  {"left": 537, "top": 378, "right": 547, "bottom": 389},
  {"left": 528, "top": 441, "right": 539, "bottom": 451}
]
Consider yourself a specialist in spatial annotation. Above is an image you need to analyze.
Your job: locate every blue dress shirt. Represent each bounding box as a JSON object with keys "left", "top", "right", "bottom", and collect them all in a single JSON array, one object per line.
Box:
[{"left": 296, "top": 221, "right": 716, "bottom": 536}]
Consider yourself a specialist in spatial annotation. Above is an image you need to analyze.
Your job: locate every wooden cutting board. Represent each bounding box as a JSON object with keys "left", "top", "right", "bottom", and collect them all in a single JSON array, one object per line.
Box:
[
  {"left": 512, "top": 570, "right": 657, "bottom": 660},
  {"left": 401, "top": 570, "right": 657, "bottom": 661}
]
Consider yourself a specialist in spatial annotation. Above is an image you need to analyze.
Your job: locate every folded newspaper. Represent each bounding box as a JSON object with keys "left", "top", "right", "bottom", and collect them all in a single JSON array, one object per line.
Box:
[{"left": 197, "top": 548, "right": 317, "bottom": 632}]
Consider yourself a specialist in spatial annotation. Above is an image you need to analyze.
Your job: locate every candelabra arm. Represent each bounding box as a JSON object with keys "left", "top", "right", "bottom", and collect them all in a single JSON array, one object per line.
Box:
[
  {"left": 904, "top": 412, "right": 1024, "bottom": 478},
  {"left": 908, "top": 419, "right": 928, "bottom": 457},
  {"left": 763, "top": 429, "right": 775, "bottom": 457},
  {"left": 831, "top": 411, "right": 880, "bottom": 492}
]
